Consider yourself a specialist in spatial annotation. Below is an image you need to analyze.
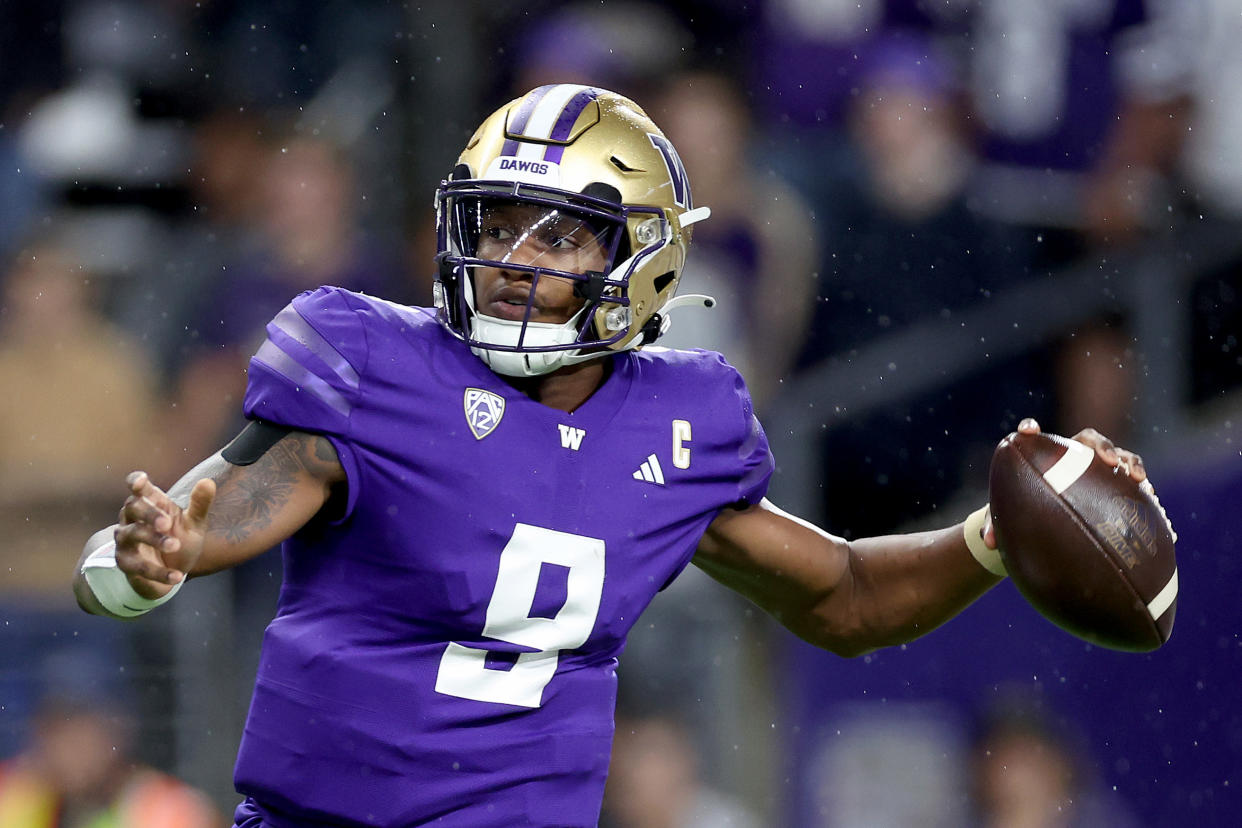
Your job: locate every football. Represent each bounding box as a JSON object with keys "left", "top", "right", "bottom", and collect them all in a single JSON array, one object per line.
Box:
[{"left": 988, "top": 431, "right": 1178, "bottom": 652}]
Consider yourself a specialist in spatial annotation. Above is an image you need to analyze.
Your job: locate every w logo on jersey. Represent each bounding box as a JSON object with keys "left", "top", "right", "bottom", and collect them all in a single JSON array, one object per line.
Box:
[
  {"left": 557, "top": 424, "right": 586, "bottom": 451},
  {"left": 648, "top": 133, "right": 692, "bottom": 209},
  {"left": 464, "top": 388, "right": 505, "bottom": 440}
]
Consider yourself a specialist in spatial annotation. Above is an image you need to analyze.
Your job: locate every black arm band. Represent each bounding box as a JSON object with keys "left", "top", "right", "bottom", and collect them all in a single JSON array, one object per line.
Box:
[{"left": 221, "top": 419, "right": 293, "bottom": 466}]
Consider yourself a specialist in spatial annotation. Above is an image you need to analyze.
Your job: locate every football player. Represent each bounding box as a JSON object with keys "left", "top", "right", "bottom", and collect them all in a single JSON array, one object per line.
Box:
[{"left": 72, "top": 84, "right": 1148, "bottom": 827}]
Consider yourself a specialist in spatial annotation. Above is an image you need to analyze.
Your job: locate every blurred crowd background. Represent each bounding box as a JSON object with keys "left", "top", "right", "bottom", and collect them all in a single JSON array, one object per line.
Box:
[{"left": 1, "top": 0, "right": 1239, "bottom": 825}]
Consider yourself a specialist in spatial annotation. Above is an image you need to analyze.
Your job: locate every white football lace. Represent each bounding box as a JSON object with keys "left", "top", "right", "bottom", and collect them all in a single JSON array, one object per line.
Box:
[{"left": 1139, "top": 477, "right": 1179, "bottom": 543}]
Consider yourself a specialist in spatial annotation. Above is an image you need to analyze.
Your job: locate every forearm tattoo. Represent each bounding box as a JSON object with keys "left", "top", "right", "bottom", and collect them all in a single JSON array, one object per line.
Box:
[
  {"left": 208, "top": 432, "right": 339, "bottom": 545},
  {"left": 312, "top": 433, "right": 339, "bottom": 470}
]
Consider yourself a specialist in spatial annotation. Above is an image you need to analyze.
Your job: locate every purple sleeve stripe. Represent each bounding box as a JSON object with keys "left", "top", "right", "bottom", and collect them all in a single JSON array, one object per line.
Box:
[
  {"left": 271, "top": 304, "right": 359, "bottom": 390},
  {"left": 253, "top": 339, "right": 353, "bottom": 419}
]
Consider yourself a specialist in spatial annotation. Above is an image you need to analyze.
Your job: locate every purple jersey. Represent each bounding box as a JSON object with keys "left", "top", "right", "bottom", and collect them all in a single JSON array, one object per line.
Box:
[{"left": 230, "top": 286, "right": 773, "bottom": 827}]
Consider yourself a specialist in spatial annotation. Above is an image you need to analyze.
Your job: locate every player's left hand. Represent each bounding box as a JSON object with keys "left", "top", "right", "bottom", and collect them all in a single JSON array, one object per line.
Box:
[
  {"left": 115, "top": 471, "right": 216, "bottom": 598},
  {"left": 982, "top": 417, "right": 1147, "bottom": 548}
]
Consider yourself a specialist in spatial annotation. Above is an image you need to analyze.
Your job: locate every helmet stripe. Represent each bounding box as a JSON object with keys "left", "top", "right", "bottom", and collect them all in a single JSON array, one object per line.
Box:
[
  {"left": 501, "top": 85, "right": 554, "bottom": 157},
  {"left": 544, "top": 87, "right": 600, "bottom": 164},
  {"left": 501, "top": 84, "right": 597, "bottom": 162},
  {"left": 521, "top": 84, "right": 588, "bottom": 140},
  {"left": 507, "top": 84, "right": 555, "bottom": 138}
]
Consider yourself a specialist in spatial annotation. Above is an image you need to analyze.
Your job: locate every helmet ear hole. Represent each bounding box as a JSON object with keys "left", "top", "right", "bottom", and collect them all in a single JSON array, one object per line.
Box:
[
  {"left": 653, "top": 271, "right": 676, "bottom": 295},
  {"left": 580, "top": 182, "right": 630, "bottom": 263},
  {"left": 580, "top": 182, "right": 622, "bottom": 203}
]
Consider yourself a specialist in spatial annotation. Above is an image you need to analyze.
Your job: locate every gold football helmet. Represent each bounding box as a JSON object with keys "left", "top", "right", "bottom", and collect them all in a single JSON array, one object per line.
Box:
[{"left": 434, "top": 84, "right": 712, "bottom": 376}]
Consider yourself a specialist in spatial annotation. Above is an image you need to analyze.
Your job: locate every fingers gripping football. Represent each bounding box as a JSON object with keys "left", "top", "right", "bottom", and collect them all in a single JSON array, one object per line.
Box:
[
  {"left": 115, "top": 471, "right": 216, "bottom": 597},
  {"left": 1070, "top": 426, "right": 1147, "bottom": 482},
  {"left": 1016, "top": 419, "right": 1148, "bottom": 484},
  {"left": 1068, "top": 426, "right": 1175, "bottom": 543}
]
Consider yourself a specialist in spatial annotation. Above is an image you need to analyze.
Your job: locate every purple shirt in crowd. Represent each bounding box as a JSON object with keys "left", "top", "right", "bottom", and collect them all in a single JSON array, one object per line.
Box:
[{"left": 229, "top": 286, "right": 773, "bottom": 827}]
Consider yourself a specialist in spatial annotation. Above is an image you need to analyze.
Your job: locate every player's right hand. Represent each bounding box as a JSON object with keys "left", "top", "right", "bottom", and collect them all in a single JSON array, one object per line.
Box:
[{"left": 114, "top": 471, "right": 216, "bottom": 599}]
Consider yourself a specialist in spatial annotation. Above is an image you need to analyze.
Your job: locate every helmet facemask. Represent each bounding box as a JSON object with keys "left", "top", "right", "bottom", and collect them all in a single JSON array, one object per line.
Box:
[{"left": 435, "top": 180, "right": 669, "bottom": 377}]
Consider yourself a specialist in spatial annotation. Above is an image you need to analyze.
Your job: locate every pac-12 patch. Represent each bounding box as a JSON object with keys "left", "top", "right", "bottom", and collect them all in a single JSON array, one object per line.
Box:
[{"left": 464, "top": 387, "right": 505, "bottom": 440}]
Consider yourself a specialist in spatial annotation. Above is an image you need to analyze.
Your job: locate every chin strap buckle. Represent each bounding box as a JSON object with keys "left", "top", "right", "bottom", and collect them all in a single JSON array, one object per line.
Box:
[{"left": 573, "top": 271, "right": 607, "bottom": 304}]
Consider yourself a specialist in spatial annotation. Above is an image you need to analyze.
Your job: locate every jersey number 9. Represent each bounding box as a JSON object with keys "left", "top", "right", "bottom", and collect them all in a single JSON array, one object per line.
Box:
[{"left": 435, "top": 523, "right": 606, "bottom": 708}]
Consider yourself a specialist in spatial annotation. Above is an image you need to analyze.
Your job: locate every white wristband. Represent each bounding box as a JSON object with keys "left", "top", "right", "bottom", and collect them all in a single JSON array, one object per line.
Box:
[
  {"left": 963, "top": 504, "right": 1007, "bottom": 577},
  {"left": 81, "top": 540, "right": 183, "bottom": 617}
]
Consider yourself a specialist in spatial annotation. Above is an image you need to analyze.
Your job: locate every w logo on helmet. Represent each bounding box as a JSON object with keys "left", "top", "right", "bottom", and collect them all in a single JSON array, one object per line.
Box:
[{"left": 648, "top": 133, "right": 692, "bottom": 210}]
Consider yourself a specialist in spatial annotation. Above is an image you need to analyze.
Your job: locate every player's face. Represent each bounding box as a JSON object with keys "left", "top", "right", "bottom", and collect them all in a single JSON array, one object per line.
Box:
[{"left": 472, "top": 202, "right": 610, "bottom": 325}]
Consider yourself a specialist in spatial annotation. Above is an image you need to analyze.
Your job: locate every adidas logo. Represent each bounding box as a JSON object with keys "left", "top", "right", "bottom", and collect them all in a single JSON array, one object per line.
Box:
[{"left": 632, "top": 453, "right": 665, "bottom": 485}]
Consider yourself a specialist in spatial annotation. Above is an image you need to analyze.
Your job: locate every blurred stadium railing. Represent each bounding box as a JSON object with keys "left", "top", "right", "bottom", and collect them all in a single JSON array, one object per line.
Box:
[{"left": 767, "top": 216, "right": 1242, "bottom": 524}]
